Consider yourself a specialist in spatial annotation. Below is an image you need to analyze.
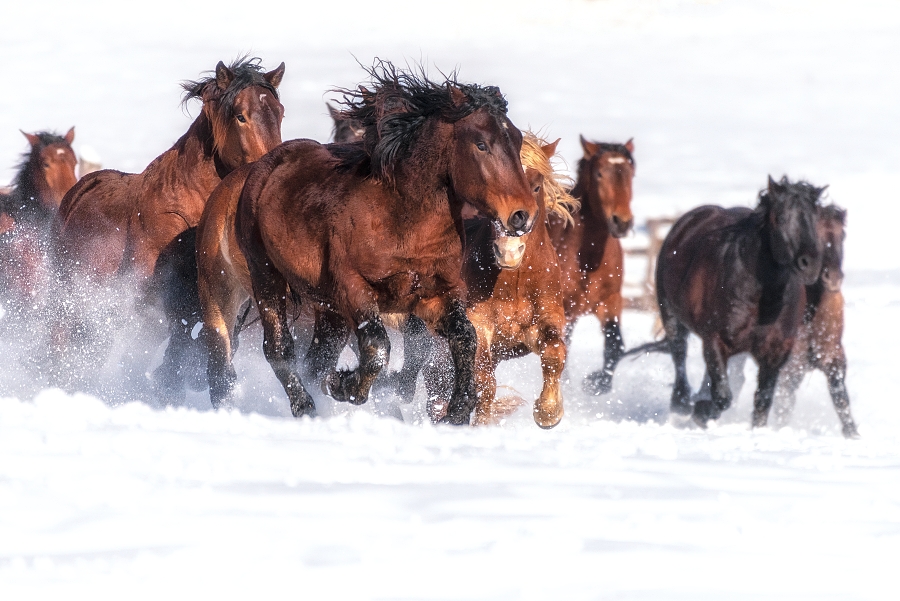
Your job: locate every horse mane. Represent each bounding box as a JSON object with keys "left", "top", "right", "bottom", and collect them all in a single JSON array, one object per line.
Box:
[
  {"left": 180, "top": 56, "right": 279, "bottom": 152},
  {"left": 520, "top": 132, "right": 579, "bottom": 225},
  {"left": 334, "top": 60, "right": 510, "bottom": 187},
  {"left": 819, "top": 203, "right": 846, "bottom": 225},
  {"left": 7, "top": 130, "right": 70, "bottom": 218},
  {"left": 572, "top": 141, "right": 635, "bottom": 198}
]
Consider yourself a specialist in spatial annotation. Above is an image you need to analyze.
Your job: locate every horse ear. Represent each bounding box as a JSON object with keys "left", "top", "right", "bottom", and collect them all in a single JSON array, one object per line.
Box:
[
  {"left": 767, "top": 175, "right": 782, "bottom": 195},
  {"left": 541, "top": 138, "right": 561, "bottom": 160},
  {"left": 264, "top": 62, "right": 285, "bottom": 89},
  {"left": 580, "top": 134, "right": 599, "bottom": 158},
  {"left": 327, "top": 103, "right": 341, "bottom": 121},
  {"left": 624, "top": 138, "right": 634, "bottom": 153},
  {"left": 20, "top": 130, "right": 40, "bottom": 147},
  {"left": 215, "top": 61, "right": 234, "bottom": 91},
  {"left": 64, "top": 126, "right": 75, "bottom": 145},
  {"left": 449, "top": 85, "right": 468, "bottom": 107}
]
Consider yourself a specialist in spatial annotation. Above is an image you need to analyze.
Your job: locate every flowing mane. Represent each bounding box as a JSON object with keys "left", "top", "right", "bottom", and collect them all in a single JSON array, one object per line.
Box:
[
  {"left": 335, "top": 60, "right": 510, "bottom": 187},
  {"left": 520, "top": 132, "right": 578, "bottom": 225},
  {"left": 181, "top": 56, "right": 280, "bottom": 152}
]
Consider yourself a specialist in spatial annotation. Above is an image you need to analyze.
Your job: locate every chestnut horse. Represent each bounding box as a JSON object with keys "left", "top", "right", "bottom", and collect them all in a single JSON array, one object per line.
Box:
[
  {"left": 548, "top": 136, "right": 635, "bottom": 395},
  {"left": 657, "top": 176, "right": 823, "bottom": 428},
  {"left": 226, "top": 63, "right": 537, "bottom": 423},
  {"left": 424, "top": 132, "right": 578, "bottom": 428},
  {"left": 0, "top": 128, "right": 77, "bottom": 318},
  {"left": 53, "top": 58, "right": 284, "bottom": 393},
  {"left": 770, "top": 205, "right": 857, "bottom": 436}
]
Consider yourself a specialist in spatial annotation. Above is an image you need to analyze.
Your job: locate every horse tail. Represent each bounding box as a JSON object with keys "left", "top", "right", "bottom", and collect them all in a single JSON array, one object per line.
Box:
[{"left": 621, "top": 339, "right": 671, "bottom": 360}]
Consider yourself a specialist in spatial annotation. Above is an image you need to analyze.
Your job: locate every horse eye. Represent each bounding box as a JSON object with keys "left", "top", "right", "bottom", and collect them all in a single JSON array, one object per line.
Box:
[
  {"left": 533, "top": 184, "right": 542, "bottom": 194},
  {"left": 42, "top": 162, "right": 50, "bottom": 169},
  {"left": 236, "top": 114, "right": 247, "bottom": 123},
  {"left": 475, "top": 141, "right": 487, "bottom": 152}
]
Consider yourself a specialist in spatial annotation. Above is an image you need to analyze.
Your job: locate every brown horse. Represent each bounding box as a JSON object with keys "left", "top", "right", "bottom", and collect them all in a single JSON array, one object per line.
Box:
[
  {"left": 0, "top": 128, "right": 77, "bottom": 318},
  {"left": 424, "top": 133, "right": 578, "bottom": 428},
  {"left": 225, "top": 63, "right": 537, "bottom": 423},
  {"left": 770, "top": 205, "right": 858, "bottom": 436},
  {"left": 657, "top": 176, "right": 823, "bottom": 429},
  {"left": 53, "top": 57, "right": 284, "bottom": 392},
  {"left": 548, "top": 136, "right": 635, "bottom": 395}
]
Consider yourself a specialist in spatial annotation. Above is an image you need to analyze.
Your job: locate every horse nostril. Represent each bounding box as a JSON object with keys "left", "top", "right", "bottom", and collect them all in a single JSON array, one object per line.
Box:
[
  {"left": 798, "top": 255, "right": 811, "bottom": 270},
  {"left": 508, "top": 210, "right": 529, "bottom": 232},
  {"left": 612, "top": 215, "right": 622, "bottom": 226}
]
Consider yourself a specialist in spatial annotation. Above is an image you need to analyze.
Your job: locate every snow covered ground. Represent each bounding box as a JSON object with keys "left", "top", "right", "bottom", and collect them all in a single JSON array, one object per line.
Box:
[{"left": 3, "top": 1, "right": 900, "bottom": 598}]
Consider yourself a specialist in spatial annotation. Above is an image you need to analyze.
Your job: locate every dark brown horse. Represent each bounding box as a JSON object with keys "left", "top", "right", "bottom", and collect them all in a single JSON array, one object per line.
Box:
[
  {"left": 327, "top": 102, "right": 365, "bottom": 144},
  {"left": 424, "top": 133, "right": 577, "bottom": 428},
  {"left": 53, "top": 57, "right": 284, "bottom": 392},
  {"left": 548, "top": 136, "right": 635, "bottom": 395},
  {"left": 771, "top": 205, "right": 858, "bottom": 436},
  {"left": 657, "top": 176, "right": 823, "bottom": 428},
  {"left": 0, "top": 128, "right": 77, "bottom": 317},
  {"left": 226, "top": 63, "right": 537, "bottom": 423}
]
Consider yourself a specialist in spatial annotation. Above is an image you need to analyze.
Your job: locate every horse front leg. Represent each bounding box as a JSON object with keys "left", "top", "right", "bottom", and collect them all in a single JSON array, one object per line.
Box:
[
  {"left": 822, "top": 351, "right": 859, "bottom": 438},
  {"left": 692, "top": 337, "right": 733, "bottom": 426},
  {"left": 531, "top": 320, "right": 566, "bottom": 429},
  {"left": 418, "top": 297, "right": 477, "bottom": 425},
  {"left": 660, "top": 300, "right": 692, "bottom": 415},
  {"left": 303, "top": 308, "right": 351, "bottom": 386},
  {"left": 323, "top": 313, "right": 389, "bottom": 406},
  {"left": 583, "top": 297, "right": 624, "bottom": 395},
  {"left": 751, "top": 361, "right": 783, "bottom": 429}
]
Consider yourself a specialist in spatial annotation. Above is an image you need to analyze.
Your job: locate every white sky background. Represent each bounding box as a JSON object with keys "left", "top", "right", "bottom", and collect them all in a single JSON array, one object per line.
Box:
[{"left": 3, "top": 0, "right": 900, "bottom": 270}]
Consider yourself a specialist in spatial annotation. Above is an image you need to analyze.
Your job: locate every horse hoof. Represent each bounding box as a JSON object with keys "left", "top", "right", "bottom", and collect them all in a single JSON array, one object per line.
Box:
[
  {"left": 692, "top": 399, "right": 720, "bottom": 427},
  {"left": 439, "top": 410, "right": 472, "bottom": 426},
  {"left": 670, "top": 398, "right": 693, "bottom": 416},
  {"left": 323, "top": 370, "right": 367, "bottom": 405},
  {"left": 582, "top": 370, "right": 613, "bottom": 396},
  {"left": 290, "top": 399, "right": 317, "bottom": 419},
  {"left": 842, "top": 423, "right": 860, "bottom": 439}
]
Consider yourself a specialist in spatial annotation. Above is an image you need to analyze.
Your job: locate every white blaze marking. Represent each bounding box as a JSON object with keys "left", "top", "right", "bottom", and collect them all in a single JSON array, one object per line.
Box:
[
  {"left": 607, "top": 156, "right": 626, "bottom": 164},
  {"left": 260, "top": 93, "right": 267, "bottom": 101},
  {"left": 56, "top": 149, "right": 65, "bottom": 155}
]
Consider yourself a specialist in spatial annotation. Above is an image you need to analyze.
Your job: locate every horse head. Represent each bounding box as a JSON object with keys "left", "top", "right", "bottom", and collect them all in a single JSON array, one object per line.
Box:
[
  {"left": 445, "top": 86, "right": 537, "bottom": 240},
  {"left": 327, "top": 103, "right": 364, "bottom": 143},
  {"left": 183, "top": 58, "right": 285, "bottom": 171},
  {"left": 20, "top": 127, "right": 77, "bottom": 211},
  {"left": 761, "top": 176, "right": 824, "bottom": 285},
  {"left": 576, "top": 136, "right": 635, "bottom": 238},
  {"left": 817, "top": 204, "right": 846, "bottom": 292}
]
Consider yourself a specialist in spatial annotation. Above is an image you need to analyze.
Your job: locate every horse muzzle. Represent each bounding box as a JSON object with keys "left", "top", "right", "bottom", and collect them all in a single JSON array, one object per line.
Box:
[
  {"left": 821, "top": 267, "right": 844, "bottom": 292},
  {"left": 493, "top": 235, "right": 527, "bottom": 270},
  {"left": 609, "top": 215, "right": 633, "bottom": 239},
  {"left": 796, "top": 253, "right": 822, "bottom": 285}
]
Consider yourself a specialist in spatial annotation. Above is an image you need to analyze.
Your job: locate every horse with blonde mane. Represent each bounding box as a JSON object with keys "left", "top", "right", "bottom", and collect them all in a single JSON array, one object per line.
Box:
[{"left": 425, "top": 132, "right": 578, "bottom": 428}]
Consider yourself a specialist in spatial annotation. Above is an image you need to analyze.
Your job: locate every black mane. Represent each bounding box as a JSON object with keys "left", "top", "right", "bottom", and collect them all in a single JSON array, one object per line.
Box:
[
  {"left": 181, "top": 56, "right": 279, "bottom": 122},
  {"left": 334, "top": 60, "right": 509, "bottom": 186}
]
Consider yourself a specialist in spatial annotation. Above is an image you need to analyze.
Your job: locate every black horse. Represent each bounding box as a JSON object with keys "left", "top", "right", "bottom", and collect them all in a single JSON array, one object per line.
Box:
[{"left": 656, "top": 176, "right": 823, "bottom": 428}]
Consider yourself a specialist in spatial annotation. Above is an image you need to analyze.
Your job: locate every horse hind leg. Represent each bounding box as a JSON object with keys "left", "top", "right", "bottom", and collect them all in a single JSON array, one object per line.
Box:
[
  {"left": 750, "top": 361, "right": 782, "bottom": 429},
  {"left": 303, "top": 308, "right": 351, "bottom": 386},
  {"left": 662, "top": 306, "right": 692, "bottom": 416},
  {"left": 393, "top": 316, "right": 434, "bottom": 402}
]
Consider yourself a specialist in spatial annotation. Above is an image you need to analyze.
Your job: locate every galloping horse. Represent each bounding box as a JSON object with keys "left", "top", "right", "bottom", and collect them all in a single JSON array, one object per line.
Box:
[
  {"left": 657, "top": 176, "right": 823, "bottom": 428},
  {"left": 771, "top": 205, "right": 858, "bottom": 436},
  {"left": 227, "top": 63, "right": 537, "bottom": 423},
  {"left": 0, "top": 128, "right": 77, "bottom": 318},
  {"left": 53, "top": 57, "right": 284, "bottom": 393},
  {"left": 548, "top": 136, "right": 635, "bottom": 395},
  {"left": 424, "top": 133, "right": 578, "bottom": 428}
]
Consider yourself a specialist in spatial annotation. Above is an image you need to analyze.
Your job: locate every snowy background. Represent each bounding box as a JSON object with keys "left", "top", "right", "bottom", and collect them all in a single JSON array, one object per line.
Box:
[{"left": 2, "top": 0, "right": 900, "bottom": 598}]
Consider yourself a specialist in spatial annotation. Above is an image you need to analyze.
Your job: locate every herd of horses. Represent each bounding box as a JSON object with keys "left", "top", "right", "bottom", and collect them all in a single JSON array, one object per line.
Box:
[{"left": 0, "top": 57, "right": 858, "bottom": 437}]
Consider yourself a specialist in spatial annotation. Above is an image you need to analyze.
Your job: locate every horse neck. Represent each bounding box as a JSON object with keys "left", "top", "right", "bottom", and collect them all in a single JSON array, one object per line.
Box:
[
  {"left": 393, "top": 121, "right": 455, "bottom": 215},
  {"left": 571, "top": 174, "right": 611, "bottom": 241},
  {"left": 157, "top": 112, "right": 228, "bottom": 188},
  {"left": 751, "top": 219, "right": 797, "bottom": 324}
]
